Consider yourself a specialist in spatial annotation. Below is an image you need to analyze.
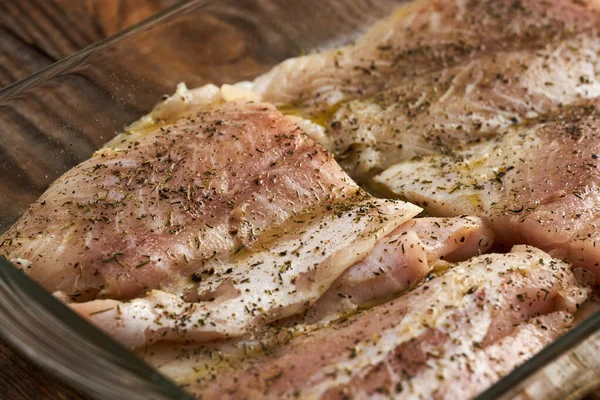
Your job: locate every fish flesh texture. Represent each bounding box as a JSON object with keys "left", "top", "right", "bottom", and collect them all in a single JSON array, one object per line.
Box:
[
  {"left": 135, "top": 215, "right": 494, "bottom": 384},
  {"left": 291, "top": 215, "right": 493, "bottom": 324},
  {"left": 0, "top": 96, "right": 422, "bottom": 348},
  {"left": 69, "top": 194, "right": 415, "bottom": 349},
  {"left": 376, "top": 98, "right": 600, "bottom": 285},
  {"left": 0, "top": 82, "right": 492, "bottom": 353},
  {"left": 327, "top": 35, "right": 600, "bottom": 181},
  {"left": 252, "top": 0, "right": 600, "bottom": 111},
  {"left": 241, "top": 0, "right": 600, "bottom": 181},
  {"left": 149, "top": 246, "right": 589, "bottom": 400},
  {"left": 3, "top": 99, "right": 376, "bottom": 301}
]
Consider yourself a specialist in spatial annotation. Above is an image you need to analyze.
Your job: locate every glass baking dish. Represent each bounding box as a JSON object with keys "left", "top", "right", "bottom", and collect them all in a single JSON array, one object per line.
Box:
[{"left": 1, "top": 0, "right": 599, "bottom": 398}]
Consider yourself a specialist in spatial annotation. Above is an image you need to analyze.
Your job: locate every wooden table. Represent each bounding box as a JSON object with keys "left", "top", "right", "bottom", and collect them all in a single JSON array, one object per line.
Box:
[{"left": 0, "top": 1, "right": 176, "bottom": 397}]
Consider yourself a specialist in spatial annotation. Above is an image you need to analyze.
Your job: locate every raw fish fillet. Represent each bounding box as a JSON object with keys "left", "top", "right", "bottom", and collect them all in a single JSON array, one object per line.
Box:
[
  {"left": 327, "top": 35, "right": 600, "bottom": 180},
  {"left": 150, "top": 246, "right": 589, "bottom": 400},
  {"left": 241, "top": 0, "right": 600, "bottom": 181},
  {"left": 0, "top": 96, "right": 420, "bottom": 348},
  {"left": 376, "top": 98, "right": 600, "bottom": 285},
  {"left": 253, "top": 0, "right": 600, "bottom": 111},
  {"left": 294, "top": 215, "right": 493, "bottom": 324}
]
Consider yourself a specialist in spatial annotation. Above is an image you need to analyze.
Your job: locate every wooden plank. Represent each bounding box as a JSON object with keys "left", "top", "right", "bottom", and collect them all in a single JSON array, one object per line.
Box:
[
  {"left": 0, "top": 344, "right": 89, "bottom": 400},
  {"left": 0, "top": 0, "right": 178, "bottom": 88}
]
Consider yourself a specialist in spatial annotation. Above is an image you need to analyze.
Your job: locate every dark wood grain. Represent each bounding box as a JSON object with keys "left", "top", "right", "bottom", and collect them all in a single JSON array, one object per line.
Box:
[
  {"left": 0, "top": 344, "right": 89, "bottom": 400},
  {"left": 0, "top": 0, "right": 179, "bottom": 88},
  {"left": 0, "top": 1, "right": 177, "bottom": 398}
]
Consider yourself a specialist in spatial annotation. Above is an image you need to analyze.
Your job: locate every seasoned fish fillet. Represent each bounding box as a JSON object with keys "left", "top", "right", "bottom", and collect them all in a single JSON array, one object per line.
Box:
[
  {"left": 252, "top": 0, "right": 600, "bottom": 112},
  {"left": 71, "top": 215, "right": 492, "bottom": 348},
  {"left": 3, "top": 100, "right": 363, "bottom": 300},
  {"left": 206, "top": 0, "right": 600, "bottom": 183},
  {"left": 296, "top": 216, "right": 494, "bottom": 323},
  {"left": 376, "top": 98, "right": 600, "bottom": 284},
  {"left": 70, "top": 195, "right": 416, "bottom": 348},
  {"left": 152, "top": 246, "right": 589, "bottom": 399},
  {"left": 0, "top": 97, "right": 420, "bottom": 348},
  {"left": 328, "top": 35, "right": 600, "bottom": 180}
]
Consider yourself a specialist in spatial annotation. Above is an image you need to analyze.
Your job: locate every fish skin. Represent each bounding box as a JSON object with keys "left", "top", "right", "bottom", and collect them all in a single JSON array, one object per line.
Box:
[
  {"left": 376, "top": 97, "right": 600, "bottom": 284},
  {"left": 182, "top": 246, "right": 588, "bottom": 400}
]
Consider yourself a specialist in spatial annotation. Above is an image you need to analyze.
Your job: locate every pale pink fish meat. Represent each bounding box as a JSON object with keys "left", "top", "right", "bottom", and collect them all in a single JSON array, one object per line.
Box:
[
  {"left": 69, "top": 195, "right": 416, "bottom": 349},
  {"left": 328, "top": 34, "right": 600, "bottom": 181},
  {"left": 239, "top": 0, "right": 600, "bottom": 183},
  {"left": 0, "top": 100, "right": 420, "bottom": 348},
  {"left": 294, "top": 216, "right": 494, "bottom": 324},
  {"left": 2, "top": 100, "right": 362, "bottom": 300},
  {"left": 0, "top": 0, "right": 597, "bottom": 394},
  {"left": 165, "top": 246, "right": 589, "bottom": 399},
  {"left": 376, "top": 98, "right": 600, "bottom": 285},
  {"left": 252, "top": 0, "right": 600, "bottom": 112}
]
